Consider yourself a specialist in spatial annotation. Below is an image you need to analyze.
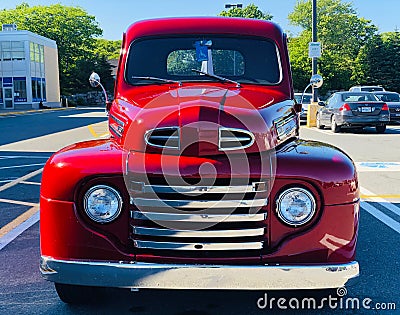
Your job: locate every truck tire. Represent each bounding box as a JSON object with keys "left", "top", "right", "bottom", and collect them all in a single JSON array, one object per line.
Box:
[{"left": 55, "top": 283, "right": 99, "bottom": 304}]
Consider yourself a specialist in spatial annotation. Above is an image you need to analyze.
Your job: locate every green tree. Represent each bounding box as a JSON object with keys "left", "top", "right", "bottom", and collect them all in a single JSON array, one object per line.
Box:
[
  {"left": 94, "top": 39, "right": 122, "bottom": 60},
  {"left": 353, "top": 32, "right": 400, "bottom": 92},
  {"left": 288, "top": 0, "right": 377, "bottom": 94},
  {"left": 0, "top": 3, "right": 111, "bottom": 94},
  {"left": 219, "top": 4, "right": 272, "bottom": 20}
]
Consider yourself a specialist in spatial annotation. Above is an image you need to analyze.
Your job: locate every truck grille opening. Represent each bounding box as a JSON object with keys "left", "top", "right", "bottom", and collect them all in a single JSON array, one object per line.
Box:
[
  {"left": 145, "top": 127, "right": 179, "bottom": 149},
  {"left": 219, "top": 128, "right": 255, "bottom": 151},
  {"left": 129, "top": 179, "right": 268, "bottom": 258}
]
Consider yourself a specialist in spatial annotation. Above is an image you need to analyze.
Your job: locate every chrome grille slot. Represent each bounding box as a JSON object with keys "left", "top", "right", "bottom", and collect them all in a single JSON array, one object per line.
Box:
[
  {"left": 145, "top": 127, "right": 179, "bottom": 149},
  {"left": 129, "top": 181, "right": 268, "bottom": 256},
  {"left": 219, "top": 128, "right": 255, "bottom": 151}
]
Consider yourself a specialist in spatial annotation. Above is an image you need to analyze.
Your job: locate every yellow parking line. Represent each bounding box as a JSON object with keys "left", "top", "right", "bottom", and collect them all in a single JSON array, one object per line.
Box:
[
  {"left": 361, "top": 194, "right": 400, "bottom": 199},
  {"left": 0, "top": 205, "right": 39, "bottom": 238},
  {"left": 88, "top": 124, "right": 109, "bottom": 138}
]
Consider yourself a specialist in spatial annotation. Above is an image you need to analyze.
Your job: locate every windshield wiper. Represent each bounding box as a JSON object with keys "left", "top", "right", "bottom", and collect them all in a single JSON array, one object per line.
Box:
[
  {"left": 131, "top": 76, "right": 182, "bottom": 86},
  {"left": 191, "top": 69, "right": 241, "bottom": 88}
]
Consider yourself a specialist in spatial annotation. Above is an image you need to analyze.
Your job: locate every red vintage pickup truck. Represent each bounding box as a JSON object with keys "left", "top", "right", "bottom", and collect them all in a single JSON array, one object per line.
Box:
[{"left": 40, "top": 17, "right": 359, "bottom": 304}]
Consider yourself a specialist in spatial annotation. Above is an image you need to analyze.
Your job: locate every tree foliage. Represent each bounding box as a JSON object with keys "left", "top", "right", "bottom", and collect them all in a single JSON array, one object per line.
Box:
[
  {"left": 0, "top": 3, "right": 113, "bottom": 94},
  {"left": 288, "top": 0, "right": 377, "bottom": 94},
  {"left": 94, "top": 39, "right": 122, "bottom": 60},
  {"left": 353, "top": 32, "right": 400, "bottom": 92},
  {"left": 219, "top": 4, "right": 272, "bottom": 20}
]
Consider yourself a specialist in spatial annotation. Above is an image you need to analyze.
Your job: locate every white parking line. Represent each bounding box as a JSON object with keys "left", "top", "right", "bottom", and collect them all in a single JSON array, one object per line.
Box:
[
  {"left": 21, "top": 181, "right": 41, "bottom": 186},
  {"left": 0, "top": 199, "right": 38, "bottom": 207},
  {"left": 0, "top": 163, "right": 45, "bottom": 170},
  {"left": 0, "top": 168, "right": 43, "bottom": 192},
  {"left": 360, "top": 201, "right": 400, "bottom": 234}
]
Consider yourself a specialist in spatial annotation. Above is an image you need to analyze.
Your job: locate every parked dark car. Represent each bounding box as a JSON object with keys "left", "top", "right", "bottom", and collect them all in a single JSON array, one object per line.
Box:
[
  {"left": 316, "top": 92, "right": 390, "bottom": 133},
  {"left": 373, "top": 91, "right": 400, "bottom": 124}
]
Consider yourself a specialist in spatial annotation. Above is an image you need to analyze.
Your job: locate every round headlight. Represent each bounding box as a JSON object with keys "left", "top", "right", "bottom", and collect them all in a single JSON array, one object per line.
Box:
[
  {"left": 276, "top": 187, "right": 316, "bottom": 226},
  {"left": 83, "top": 185, "right": 123, "bottom": 223}
]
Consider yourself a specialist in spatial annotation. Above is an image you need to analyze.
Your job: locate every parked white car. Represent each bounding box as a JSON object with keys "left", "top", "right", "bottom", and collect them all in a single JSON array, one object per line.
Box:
[
  {"left": 349, "top": 86, "right": 385, "bottom": 92},
  {"left": 294, "top": 93, "right": 312, "bottom": 122}
]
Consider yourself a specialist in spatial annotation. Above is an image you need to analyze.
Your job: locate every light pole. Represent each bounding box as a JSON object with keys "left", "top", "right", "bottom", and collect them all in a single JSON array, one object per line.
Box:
[
  {"left": 312, "top": 0, "right": 318, "bottom": 102},
  {"left": 225, "top": 3, "right": 243, "bottom": 9}
]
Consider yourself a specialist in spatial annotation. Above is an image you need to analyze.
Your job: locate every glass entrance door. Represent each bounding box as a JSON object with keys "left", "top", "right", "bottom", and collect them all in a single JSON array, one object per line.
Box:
[{"left": 4, "top": 88, "right": 13, "bottom": 109}]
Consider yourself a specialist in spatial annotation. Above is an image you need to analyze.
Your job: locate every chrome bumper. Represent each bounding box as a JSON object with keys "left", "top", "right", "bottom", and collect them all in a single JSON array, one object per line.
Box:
[{"left": 40, "top": 256, "right": 359, "bottom": 290}]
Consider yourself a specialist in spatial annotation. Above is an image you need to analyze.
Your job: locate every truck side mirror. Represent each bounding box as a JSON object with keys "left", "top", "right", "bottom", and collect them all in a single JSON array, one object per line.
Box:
[
  {"left": 310, "top": 74, "right": 323, "bottom": 88},
  {"left": 89, "top": 72, "right": 101, "bottom": 88},
  {"left": 89, "top": 72, "right": 110, "bottom": 112}
]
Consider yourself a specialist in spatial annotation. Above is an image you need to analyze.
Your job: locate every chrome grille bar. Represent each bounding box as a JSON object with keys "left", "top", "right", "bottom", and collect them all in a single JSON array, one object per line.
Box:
[
  {"left": 131, "top": 198, "right": 268, "bottom": 209},
  {"left": 130, "top": 181, "right": 267, "bottom": 194},
  {"left": 132, "top": 211, "right": 267, "bottom": 223},
  {"left": 134, "top": 240, "right": 263, "bottom": 251},
  {"left": 133, "top": 226, "right": 265, "bottom": 238}
]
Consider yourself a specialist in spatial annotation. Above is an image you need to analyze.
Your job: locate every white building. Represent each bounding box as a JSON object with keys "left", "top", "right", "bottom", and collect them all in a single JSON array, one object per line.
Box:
[{"left": 0, "top": 24, "right": 60, "bottom": 110}]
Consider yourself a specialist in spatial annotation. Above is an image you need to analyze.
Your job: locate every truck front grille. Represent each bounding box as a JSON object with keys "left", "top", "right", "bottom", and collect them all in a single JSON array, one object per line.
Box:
[{"left": 129, "top": 180, "right": 268, "bottom": 257}]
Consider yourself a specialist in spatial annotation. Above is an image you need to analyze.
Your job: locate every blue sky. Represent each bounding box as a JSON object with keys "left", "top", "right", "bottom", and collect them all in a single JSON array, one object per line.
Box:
[{"left": 2, "top": 0, "right": 399, "bottom": 40}]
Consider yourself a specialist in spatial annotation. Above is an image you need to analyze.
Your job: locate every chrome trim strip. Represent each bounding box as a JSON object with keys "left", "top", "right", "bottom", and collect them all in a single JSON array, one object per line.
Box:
[
  {"left": 132, "top": 198, "right": 268, "bottom": 209},
  {"left": 109, "top": 113, "right": 125, "bottom": 127},
  {"left": 144, "top": 126, "right": 180, "bottom": 150},
  {"left": 133, "top": 226, "right": 265, "bottom": 238},
  {"left": 149, "top": 136, "right": 179, "bottom": 141},
  {"left": 132, "top": 211, "right": 267, "bottom": 222},
  {"left": 218, "top": 127, "right": 255, "bottom": 151},
  {"left": 130, "top": 181, "right": 268, "bottom": 194},
  {"left": 109, "top": 124, "right": 122, "bottom": 138},
  {"left": 134, "top": 240, "right": 263, "bottom": 250},
  {"left": 41, "top": 256, "right": 360, "bottom": 290}
]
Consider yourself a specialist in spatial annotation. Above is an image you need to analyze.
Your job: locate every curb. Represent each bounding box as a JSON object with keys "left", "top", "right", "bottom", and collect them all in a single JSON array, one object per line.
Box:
[{"left": 0, "top": 107, "right": 73, "bottom": 117}]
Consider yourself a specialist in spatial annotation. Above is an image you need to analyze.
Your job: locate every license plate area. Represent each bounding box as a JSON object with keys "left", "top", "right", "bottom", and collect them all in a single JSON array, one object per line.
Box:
[{"left": 359, "top": 107, "right": 372, "bottom": 113}]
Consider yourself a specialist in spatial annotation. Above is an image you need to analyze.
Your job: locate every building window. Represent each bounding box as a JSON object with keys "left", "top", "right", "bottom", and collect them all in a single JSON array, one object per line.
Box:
[
  {"left": 31, "top": 77, "right": 45, "bottom": 101},
  {"left": 2, "top": 42, "right": 12, "bottom": 61},
  {"left": 39, "top": 45, "right": 44, "bottom": 64},
  {"left": 13, "top": 78, "right": 27, "bottom": 102},
  {"left": 32, "top": 78, "right": 38, "bottom": 101},
  {"left": 34, "top": 43, "right": 40, "bottom": 63},
  {"left": 1, "top": 41, "right": 25, "bottom": 61},
  {"left": 30, "top": 42, "right": 35, "bottom": 61},
  {"left": 11, "top": 41, "right": 25, "bottom": 60},
  {"left": 40, "top": 79, "right": 47, "bottom": 101},
  {"left": 0, "top": 79, "right": 3, "bottom": 103}
]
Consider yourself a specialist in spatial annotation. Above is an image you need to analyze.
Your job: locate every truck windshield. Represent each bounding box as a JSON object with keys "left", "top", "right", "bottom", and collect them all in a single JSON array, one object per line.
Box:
[{"left": 126, "top": 36, "right": 282, "bottom": 86}]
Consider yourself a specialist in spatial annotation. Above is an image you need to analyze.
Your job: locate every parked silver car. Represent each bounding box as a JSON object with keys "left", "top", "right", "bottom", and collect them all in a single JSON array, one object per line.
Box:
[
  {"left": 316, "top": 92, "right": 390, "bottom": 133},
  {"left": 373, "top": 91, "right": 400, "bottom": 123}
]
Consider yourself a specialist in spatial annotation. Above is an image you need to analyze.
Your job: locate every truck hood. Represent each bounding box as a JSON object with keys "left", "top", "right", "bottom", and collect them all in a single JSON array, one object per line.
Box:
[{"left": 112, "top": 85, "right": 296, "bottom": 155}]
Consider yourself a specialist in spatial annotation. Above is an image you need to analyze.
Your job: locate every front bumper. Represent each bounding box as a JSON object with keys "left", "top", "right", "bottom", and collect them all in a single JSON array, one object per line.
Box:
[{"left": 40, "top": 256, "right": 359, "bottom": 290}]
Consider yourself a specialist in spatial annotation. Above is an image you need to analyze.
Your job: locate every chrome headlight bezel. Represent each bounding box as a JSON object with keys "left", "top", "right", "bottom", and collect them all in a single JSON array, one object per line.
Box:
[
  {"left": 276, "top": 187, "right": 316, "bottom": 226},
  {"left": 83, "top": 185, "right": 123, "bottom": 223}
]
